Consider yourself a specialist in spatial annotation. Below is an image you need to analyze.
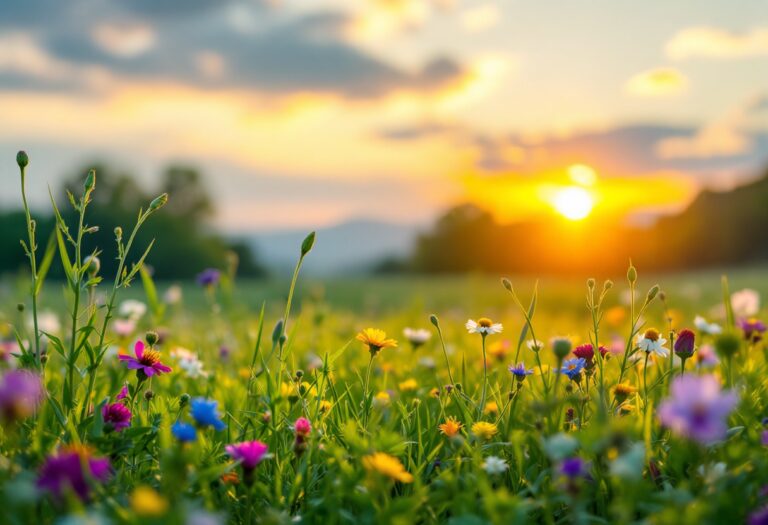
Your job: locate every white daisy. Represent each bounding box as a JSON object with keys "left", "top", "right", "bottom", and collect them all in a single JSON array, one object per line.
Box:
[
  {"left": 466, "top": 318, "right": 503, "bottom": 335},
  {"left": 482, "top": 456, "right": 508, "bottom": 475},
  {"left": 171, "top": 347, "right": 209, "bottom": 378},
  {"left": 403, "top": 328, "right": 432, "bottom": 347},
  {"left": 119, "top": 299, "right": 147, "bottom": 320},
  {"left": 526, "top": 339, "right": 544, "bottom": 352},
  {"left": 636, "top": 329, "right": 668, "bottom": 357},
  {"left": 694, "top": 315, "right": 722, "bottom": 335}
]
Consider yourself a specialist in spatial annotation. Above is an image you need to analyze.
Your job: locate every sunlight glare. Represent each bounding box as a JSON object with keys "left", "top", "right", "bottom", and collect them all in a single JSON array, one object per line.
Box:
[{"left": 552, "top": 186, "right": 594, "bottom": 220}]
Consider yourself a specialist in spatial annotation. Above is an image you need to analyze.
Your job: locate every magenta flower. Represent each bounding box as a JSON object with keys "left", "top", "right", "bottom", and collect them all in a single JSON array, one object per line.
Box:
[
  {"left": 295, "top": 417, "right": 311, "bottom": 437},
  {"left": 102, "top": 402, "right": 132, "bottom": 432},
  {"left": 37, "top": 447, "right": 111, "bottom": 501},
  {"left": 116, "top": 384, "right": 129, "bottom": 401},
  {"left": 658, "top": 375, "right": 738, "bottom": 444},
  {"left": 118, "top": 340, "right": 172, "bottom": 378},
  {"left": 226, "top": 440, "right": 269, "bottom": 471},
  {"left": 0, "top": 369, "right": 44, "bottom": 422},
  {"left": 674, "top": 329, "right": 696, "bottom": 358},
  {"left": 572, "top": 343, "right": 608, "bottom": 365},
  {"left": 739, "top": 318, "right": 767, "bottom": 342}
]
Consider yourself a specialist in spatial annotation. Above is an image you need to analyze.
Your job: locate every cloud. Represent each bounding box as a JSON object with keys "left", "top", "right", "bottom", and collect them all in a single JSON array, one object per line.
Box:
[
  {"left": 459, "top": 4, "right": 500, "bottom": 33},
  {"left": 91, "top": 22, "right": 156, "bottom": 58},
  {"left": 344, "top": 0, "right": 455, "bottom": 42},
  {"left": 666, "top": 26, "right": 768, "bottom": 60},
  {"left": 625, "top": 67, "right": 687, "bottom": 97}
]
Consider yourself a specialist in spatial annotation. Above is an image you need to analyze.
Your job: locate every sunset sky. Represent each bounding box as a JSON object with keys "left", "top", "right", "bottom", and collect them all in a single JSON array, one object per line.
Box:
[{"left": 1, "top": 0, "right": 767, "bottom": 231}]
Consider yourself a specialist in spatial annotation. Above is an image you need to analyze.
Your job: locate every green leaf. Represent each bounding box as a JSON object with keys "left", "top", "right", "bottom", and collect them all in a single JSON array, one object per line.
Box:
[
  {"left": 35, "top": 233, "right": 58, "bottom": 295},
  {"left": 140, "top": 264, "right": 165, "bottom": 323},
  {"left": 47, "top": 395, "right": 68, "bottom": 429},
  {"left": 89, "top": 397, "right": 109, "bottom": 438}
]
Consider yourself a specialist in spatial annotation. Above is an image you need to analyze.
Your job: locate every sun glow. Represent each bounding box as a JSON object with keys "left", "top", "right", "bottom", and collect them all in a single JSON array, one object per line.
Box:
[{"left": 552, "top": 186, "right": 594, "bottom": 220}]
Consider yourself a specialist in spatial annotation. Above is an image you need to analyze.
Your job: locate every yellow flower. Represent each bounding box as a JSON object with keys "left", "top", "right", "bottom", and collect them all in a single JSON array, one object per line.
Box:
[
  {"left": 319, "top": 400, "right": 333, "bottom": 414},
  {"left": 438, "top": 417, "right": 462, "bottom": 437},
  {"left": 238, "top": 367, "right": 251, "bottom": 380},
  {"left": 613, "top": 383, "right": 638, "bottom": 403},
  {"left": 280, "top": 382, "right": 294, "bottom": 398},
  {"left": 471, "top": 421, "right": 498, "bottom": 441},
  {"left": 362, "top": 452, "right": 414, "bottom": 483},
  {"left": 429, "top": 387, "right": 440, "bottom": 398},
  {"left": 130, "top": 486, "right": 168, "bottom": 517},
  {"left": 298, "top": 381, "right": 317, "bottom": 397},
  {"left": 486, "top": 340, "right": 510, "bottom": 362},
  {"left": 483, "top": 401, "right": 499, "bottom": 415},
  {"left": 356, "top": 328, "right": 398, "bottom": 356},
  {"left": 398, "top": 378, "right": 418, "bottom": 392},
  {"left": 373, "top": 391, "right": 391, "bottom": 407}
]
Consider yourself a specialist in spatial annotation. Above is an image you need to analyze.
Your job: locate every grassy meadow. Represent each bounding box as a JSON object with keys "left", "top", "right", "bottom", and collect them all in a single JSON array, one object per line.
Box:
[{"left": 1, "top": 155, "right": 768, "bottom": 524}]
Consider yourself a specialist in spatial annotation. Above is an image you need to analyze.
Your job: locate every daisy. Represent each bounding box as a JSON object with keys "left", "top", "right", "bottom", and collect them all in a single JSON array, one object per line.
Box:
[
  {"left": 482, "top": 456, "right": 508, "bottom": 475},
  {"left": 526, "top": 339, "right": 544, "bottom": 352},
  {"left": 403, "top": 328, "right": 431, "bottom": 348},
  {"left": 636, "top": 328, "right": 669, "bottom": 357},
  {"left": 465, "top": 318, "right": 503, "bottom": 336}
]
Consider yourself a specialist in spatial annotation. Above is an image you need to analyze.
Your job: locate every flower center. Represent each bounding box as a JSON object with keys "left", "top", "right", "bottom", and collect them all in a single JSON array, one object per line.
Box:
[
  {"left": 478, "top": 318, "right": 493, "bottom": 328},
  {"left": 140, "top": 349, "right": 161, "bottom": 366},
  {"left": 644, "top": 329, "right": 659, "bottom": 342}
]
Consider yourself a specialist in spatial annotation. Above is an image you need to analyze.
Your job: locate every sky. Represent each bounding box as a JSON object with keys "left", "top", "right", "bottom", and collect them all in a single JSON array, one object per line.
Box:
[{"left": 1, "top": 0, "right": 767, "bottom": 232}]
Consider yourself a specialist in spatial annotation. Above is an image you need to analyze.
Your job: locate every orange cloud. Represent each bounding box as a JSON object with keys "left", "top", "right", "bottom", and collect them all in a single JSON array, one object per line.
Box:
[{"left": 666, "top": 26, "right": 768, "bottom": 60}]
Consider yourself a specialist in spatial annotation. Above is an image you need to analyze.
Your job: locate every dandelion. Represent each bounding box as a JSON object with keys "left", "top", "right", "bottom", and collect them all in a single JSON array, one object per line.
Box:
[
  {"left": 637, "top": 329, "right": 669, "bottom": 357},
  {"left": 37, "top": 446, "right": 111, "bottom": 501},
  {"left": 398, "top": 378, "right": 418, "bottom": 392},
  {"left": 373, "top": 391, "right": 391, "bottom": 407},
  {"left": 658, "top": 374, "right": 738, "bottom": 444},
  {"left": 319, "top": 400, "right": 332, "bottom": 414},
  {"left": 438, "top": 417, "right": 462, "bottom": 437},
  {"left": 130, "top": 486, "right": 169, "bottom": 517},
  {"left": 0, "top": 369, "right": 43, "bottom": 422},
  {"left": 613, "top": 383, "right": 638, "bottom": 403},
  {"left": 465, "top": 318, "right": 503, "bottom": 335},
  {"left": 357, "top": 328, "right": 398, "bottom": 356},
  {"left": 738, "top": 318, "right": 766, "bottom": 343},
  {"left": 403, "top": 327, "right": 431, "bottom": 349},
  {"left": 487, "top": 340, "right": 510, "bottom": 362},
  {"left": 171, "top": 421, "right": 197, "bottom": 442},
  {"left": 484, "top": 401, "right": 499, "bottom": 415},
  {"left": 471, "top": 421, "right": 498, "bottom": 441},
  {"left": 482, "top": 456, "right": 508, "bottom": 475},
  {"left": 508, "top": 362, "right": 534, "bottom": 383},
  {"left": 694, "top": 315, "right": 722, "bottom": 335},
  {"left": 102, "top": 402, "right": 132, "bottom": 433},
  {"left": 196, "top": 268, "right": 221, "bottom": 287},
  {"left": 226, "top": 440, "right": 269, "bottom": 472},
  {"left": 559, "top": 358, "right": 586, "bottom": 382},
  {"left": 190, "top": 398, "right": 226, "bottom": 431},
  {"left": 119, "top": 340, "right": 172, "bottom": 378},
  {"left": 362, "top": 452, "right": 414, "bottom": 483}
]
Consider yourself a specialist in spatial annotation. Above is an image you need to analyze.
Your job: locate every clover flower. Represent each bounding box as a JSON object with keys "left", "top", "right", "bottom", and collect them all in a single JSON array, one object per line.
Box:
[
  {"left": 356, "top": 328, "right": 398, "bottom": 356},
  {"left": 572, "top": 343, "right": 608, "bottom": 365},
  {"left": 465, "top": 318, "right": 503, "bottom": 335},
  {"left": 658, "top": 374, "right": 738, "bottom": 444},
  {"left": 636, "top": 328, "right": 669, "bottom": 357},
  {"left": 482, "top": 456, "right": 508, "bottom": 475},
  {"left": 37, "top": 446, "right": 111, "bottom": 501},
  {"left": 362, "top": 452, "right": 413, "bottom": 483},
  {"left": 0, "top": 369, "right": 43, "bottom": 422},
  {"left": 119, "top": 340, "right": 172, "bottom": 378},
  {"left": 190, "top": 397, "right": 226, "bottom": 430},
  {"left": 102, "top": 402, "right": 132, "bottom": 432},
  {"left": 294, "top": 417, "right": 311, "bottom": 455}
]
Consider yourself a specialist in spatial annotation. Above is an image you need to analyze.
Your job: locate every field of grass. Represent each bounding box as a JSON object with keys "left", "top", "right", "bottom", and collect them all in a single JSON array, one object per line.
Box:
[{"left": 2, "top": 155, "right": 768, "bottom": 524}]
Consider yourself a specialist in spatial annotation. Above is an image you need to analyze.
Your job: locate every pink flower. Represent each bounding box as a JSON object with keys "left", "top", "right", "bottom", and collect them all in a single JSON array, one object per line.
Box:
[
  {"left": 295, "top": 417, "right": 311, "bottom": 437},
  {"left": 118, "top": 341, "right": 172, "bottom": 378},
  {"left": 116, "top": 384, "right": 129, "bottom": 401},
  {"left": 226, "top": 441, "right": 269, "bottom": 471},
  {"left": 37, "top": 447, "right": 111, "bottom": 501},
  {"left": 102, "top": 402, "right": 132, "bottom": 432}
]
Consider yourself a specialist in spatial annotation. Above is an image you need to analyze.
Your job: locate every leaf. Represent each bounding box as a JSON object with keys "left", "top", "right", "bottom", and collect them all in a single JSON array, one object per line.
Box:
[
  {"left": 35, "top": 233, "right": 58, "bottom": 295},
  {"left": 123, "top": 239, "right": 155, "bottom": 286},
  {"left": 55, "top": 227, "right": 75, "bottom": 287},
  {"left": 140, "top": 265, "right": 165, "bottom": 323},
  {"left": 47, "top": 395, "right": 68, "bottom": 429},
  {"left": 89, "top": 397, "right": 109, "bottom": 438}
]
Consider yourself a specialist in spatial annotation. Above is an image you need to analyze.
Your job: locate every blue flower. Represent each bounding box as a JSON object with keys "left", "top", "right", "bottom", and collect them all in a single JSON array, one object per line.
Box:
[
  {"left": 172, "top": 421, "right": 197, "bottom": 442},
  {"left": 508, "top": 363, "right": 534, "bottom": 381},
  {"left": 190, "top": 398, "right": 226, "bottom": 431},
  {"left": 560, "top": 358, "right": 586, "bottom": 381}
]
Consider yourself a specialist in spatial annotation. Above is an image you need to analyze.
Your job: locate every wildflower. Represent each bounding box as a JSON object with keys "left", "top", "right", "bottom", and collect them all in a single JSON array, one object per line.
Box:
[
  {"left": 572, "top": 343, "right": 608, "bottom": 365},
  {"left": 190, "top": 398, "right": 226, "bottom": 431},
  {"left": 171, "top": 347, "right": 208, "bottom": 378},
  {"left": 0, "top": 369, "right": 43, "bottom": 422},
  {"left": 119, "top": 299, "right": 147, "bottom": 320},
  {"left": 508, "top": 362, "right": 534, "bottom": 382},
  {"left": 482, "top": 456, "right": 508, "bottom": 475},
  {"left": 362, "top": 452, "right": 414, "bottom": 483},
  {"left": 356, "top": 328, "right": 397, "bottom": 356},
  {"left": 398, "top": 378, "right": 418, "bottom": 392},
  {"left": 694, "top": 315, "right": 722, "bottom": 335},
  {"left": 319, "top": 400, "right": 332, "bottom": 414},
  {"left": 295, "top": 417, "right": 311, "bottom": 437},
  {"left": 465, "top": 318, "right": 503, "bottom": 335},
  {"left": 130, "top": 486, "right": 168, "bottom": 517},
  {"left": 613, "top": 383, "right": 638, "bottom": 403},
  {"left": 658, "top": 374, "right": 738, "bottom": 444},
  {"left": 559, "top": 457, "right": 587, "bottom": 479},
  {"left": 37, "top": 446, "right": 111, "bottom": 501},
  {"left": 559, "top": 358, "right": 586, "bottom": 381},
  {"left": 163, "top": 284, "right": 182, "bottom": 304},
  {"left": 487, "top": 340, "right": 510, "bottom": 362},
  {"left": 226, "top": 441, "right": 269, "bottom": 471},
  {"left": 116, "top": 384, "right": 129, "bottom": 401},
  {"left": 429, "top": 387, "right": 440, "bottom": 398},
  {"left": 196, "top": 268, "right": 221, "bottom": 287},
  {"left": 674, "top": 329, "right": 696, "bottom": 358},
  {"left": 373, "top": 391, "right": 391, "bottom": 407},
  {"left": 471, "top": 421, "right": 498, "bottom": 441},
  {"left": 438, "top": 417, "right": 462, "bottom": 437},
  {"left": 749, "top": 506, "right": 768, "bottom": 525},
  {"left": 731, "top": 288, "right": 760, "bottom": 317},
  {"left": 113, "top": 318, "right": 137, "bottom": 337},
  {"left": 636, "top": 329, "right": 669, "bottom": 357},
  {"left": 171, "top": 421, "right": 197, "bottom": 442},
  {"left": 551, "top": 337, "right": 572, "bottom": 360},
  {"left": 119, "top": 340, "right": 172, "bottom": 378},
  {"left": 403, "top": 327, "right": 431, "bottom": 348},
  {"left": 738, "top": 318, "right": 766, "bottom": 343},
  {"left": 102, "top": 402, "right": 132, "bottom": 432},
  {"left": 220, "top": 471, "right": 240, "bottom": 485},
  {"left": 526, "top": 339, "right": 544, "bottom": 352},
  {"left": 484, "top": 401, "right": 499, "bottom": 415},
  {"left": 696, "top": 344, "right": 720, "bottom": 367},
  {"left": 35, "top": 310, "right": 61, "bottom": 335}
]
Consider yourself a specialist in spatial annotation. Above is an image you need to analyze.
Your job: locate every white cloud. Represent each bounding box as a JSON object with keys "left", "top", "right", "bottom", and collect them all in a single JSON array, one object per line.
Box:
[
  {"left": 667, "top": 26, "right": 768, "bottom": 60},
  {"left": 460, "top": 4, "right": 500, "bottom": 33},
  {"left": 625, "top": 67, "right": 687, "bottom": 97},
  {"left": 91, "top": 23, "right": 156, "bottom": 58}
]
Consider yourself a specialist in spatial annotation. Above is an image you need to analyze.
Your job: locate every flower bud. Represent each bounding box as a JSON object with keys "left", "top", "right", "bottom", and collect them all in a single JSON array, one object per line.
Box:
[
  {"left": 144, "top": 389, "right": 154, "bottom": 401},
  {"left": 145, "top": 331, "right": 159, "bottom": 346},
  {"left": 84, "top": 169, "right": 96, "bottom": 193},
  {"left": 429, "top": 314, "right": 439, "bottom": 328},
  {"left": 114, "top": 226, "right": 123, "bottom": 239},
  {"left": 180, "top": 393, "right": 190, "bottom": 407},
  {"left": 16, "top": 303, "right": 24, "bottom": 312},
  {"left": 271, "top": 320, "right": 284, "bottom": 345},
  {"left": 300, "top": 231, "right": 316, "bottom": 256},
  {"left": 501, "top": 278, "right": 513, "bottom": 292},
  {"left": 149, "top": 193, "right": 168, "bottom": 212},
  {"left": 603, "top": 280, "right": 613, "bottom": 291},
  {"left": 552, "top": 337, "right": 572, "bottom": 360},
  {"left": 646, "top": 285, "right": 660, "bottom": 302},
  {"left": 84, "top": 255, "right": 100, "bottom": 276},
  {"left": 627, "top": 263, "right": 637, "bottom": 284},
  {"left": 714, "top": 332, "right": 741, "bottom": 359},
  {"left": 587, "top": 278, "right": 595, "bottom": 290},
  {"left": 295, "top": 370, "right": 304, "bottom": 380},
  {"left": 673, "top": 329, "right": 695, "bottom": 358},
  {"left": 16, "top": 151, "right": 29, "bottom": 169}
]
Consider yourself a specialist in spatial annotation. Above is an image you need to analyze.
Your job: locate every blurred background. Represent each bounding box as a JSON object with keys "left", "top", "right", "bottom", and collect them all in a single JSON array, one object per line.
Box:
[{"left": 1, "top": 0, "right": 768, "bottom": 278}]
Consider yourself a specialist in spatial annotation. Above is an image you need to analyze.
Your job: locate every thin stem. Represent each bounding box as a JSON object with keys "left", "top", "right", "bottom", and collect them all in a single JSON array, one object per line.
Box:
[
  {"left": 434, "top": 323, "right": 455, "bottom": 386},
  {"left": 362, "top": 353, "right": 375, "bottom": 428},
  {"left": 479, "top": 334, "right": 488, "bottom": 417},
  {"left": 19, "top": 164, "right": 41, "bottom": 368}
]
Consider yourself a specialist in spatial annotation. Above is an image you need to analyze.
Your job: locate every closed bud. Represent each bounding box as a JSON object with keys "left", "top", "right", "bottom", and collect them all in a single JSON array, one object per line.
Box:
[
  {"left": 501, "top": 278, "right": 513, "bottom": 292},
  {"left": 179, "top": 393, "right": 190, "bottom": 407},
  {"left": 149, "top": 193, "right": 168, "bottom": 212},
  {"left": 144, "top": 390, "right": 154, "bottom": 401},
  {"left": 114, "top": 226, "right": 123, "bottom": 239},
  {"left": 603, "top": 280, "right": 613, "bottom": 290},
  {"left": 85, "top": 226, "right": 99, "bottom": 234},
  {"left": 301, "top": 231, "right": 316, "bottom": 256},
  {"left": 627, "top": 263, "right": 637, "bottom": 284},
  {"left": 84, "top": 255, "right": 100, "bottom": 276},
  {"left": 674, "top": 329, "right": 695, "bottom": 358},
  {"left": 16, "top": 150, "right": 29, "bottom": 169},
  {"left": 295, "top": 369, "right": 304, "bottom": 380},
  {"left": 429, "top": 314, "right": 439, "bottom": 328},
  {"left": 16, "top": 303, "right": 24, "bottom": 312},
  {"left": 84, "top": 169, "right": 96, "bottom": 193},
  {"left": 145, "top": 331, "right": 159, "bottom": 346},
  {"left": 646, "top": 285, "right": 660, "bottom": 302},
  {"left": 714, "top": 332, "right": 741, "bottom": 359},
  {"left": 552, "top": 337, "right": 572, "bottom": 360},
  {"left": 587, "top": 278, "right": 595, "bottom": 290},
  {"left": 272, "top": 320, "right": 284, "bottom": 344}
]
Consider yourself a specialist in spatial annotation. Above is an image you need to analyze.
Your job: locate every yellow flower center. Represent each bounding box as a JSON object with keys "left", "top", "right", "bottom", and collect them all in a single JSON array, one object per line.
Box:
[
  {"left": 140, "top": 349, "right": 161, "bottom": 366},
  {"left": 643, "top": 329, "right": 659, "bottom": 342},
  {"left": 478, "top": 318, "right": 493, "bottom": 328}
]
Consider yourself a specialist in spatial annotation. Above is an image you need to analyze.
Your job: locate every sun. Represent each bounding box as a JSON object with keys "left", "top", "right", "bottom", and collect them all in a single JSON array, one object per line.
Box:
[{"left": 552, "top": 186, "right": 594, "bottom": 220}]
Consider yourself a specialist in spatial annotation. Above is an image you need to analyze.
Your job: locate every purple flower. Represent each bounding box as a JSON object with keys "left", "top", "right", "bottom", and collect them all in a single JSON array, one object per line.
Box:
[
  {"left": 0, "top": 369, "right": 44, "bottom": 422},
  {"left": 508, "top": 362, "right": 534, "bottom": 381},
  {"left": 226, "top": 441, "right": 269, "bottom": 471},
  {"left": 674, "top": 329, "right": 696, "bottom": 358},
  {"left": 116, "top": 384, "right": 129, "bottom": 401},
  {"left": 658, "top": 375, "right": 738, "bottom": 444},
  {"left": 749, "top": 505, "right": 768, "bottom": 525},
  {"left": 102, "top": 402, "right": 132, "bottom": 432},
  {"left": 739, "top": 318, "right": 767, "bottom": 342},
  {"left": 37, "top": 447, "right": 111, "bottom": 501},
  {"left": 762, "top": 430, "right": 768, "bottom": 447},
  {"left": 196, "top": 268, "right": 221, "bottom": 287},
  {"left": 118, "top": 340, "right": 172, "bottom": 378},
  {"left": 559, "top": 457, "right": 587, "bottom": 479}
]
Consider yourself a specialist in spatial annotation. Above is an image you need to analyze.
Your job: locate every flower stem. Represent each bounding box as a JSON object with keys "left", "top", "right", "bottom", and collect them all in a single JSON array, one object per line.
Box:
[{"left": 479, "top": 334, "right": 488, "bottom": 417}]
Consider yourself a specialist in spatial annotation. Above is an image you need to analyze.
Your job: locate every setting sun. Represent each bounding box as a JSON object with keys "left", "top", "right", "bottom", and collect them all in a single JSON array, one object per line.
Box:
[{"left": 552, "top": 186, "right": 594, "bottom": 220}]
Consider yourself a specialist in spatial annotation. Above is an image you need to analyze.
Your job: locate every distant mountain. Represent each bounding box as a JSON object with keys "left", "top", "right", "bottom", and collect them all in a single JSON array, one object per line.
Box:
[{"left": 241, "top": 219, "right": 421, "bottom": 276}]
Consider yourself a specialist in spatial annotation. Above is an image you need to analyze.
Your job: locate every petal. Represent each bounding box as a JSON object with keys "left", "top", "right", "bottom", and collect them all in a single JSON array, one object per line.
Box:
[
  {"left": 143, "top": 366, "right": 156, "bottom": 377},
  {"left": 134, "top": 340, "right": 145, "bottom": 359},
  {"left": 154, "top": 363, "right": 172, "bottom": 373},
  {"left": 125, "top": 360, "right": 143, "bottom": 370}
]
